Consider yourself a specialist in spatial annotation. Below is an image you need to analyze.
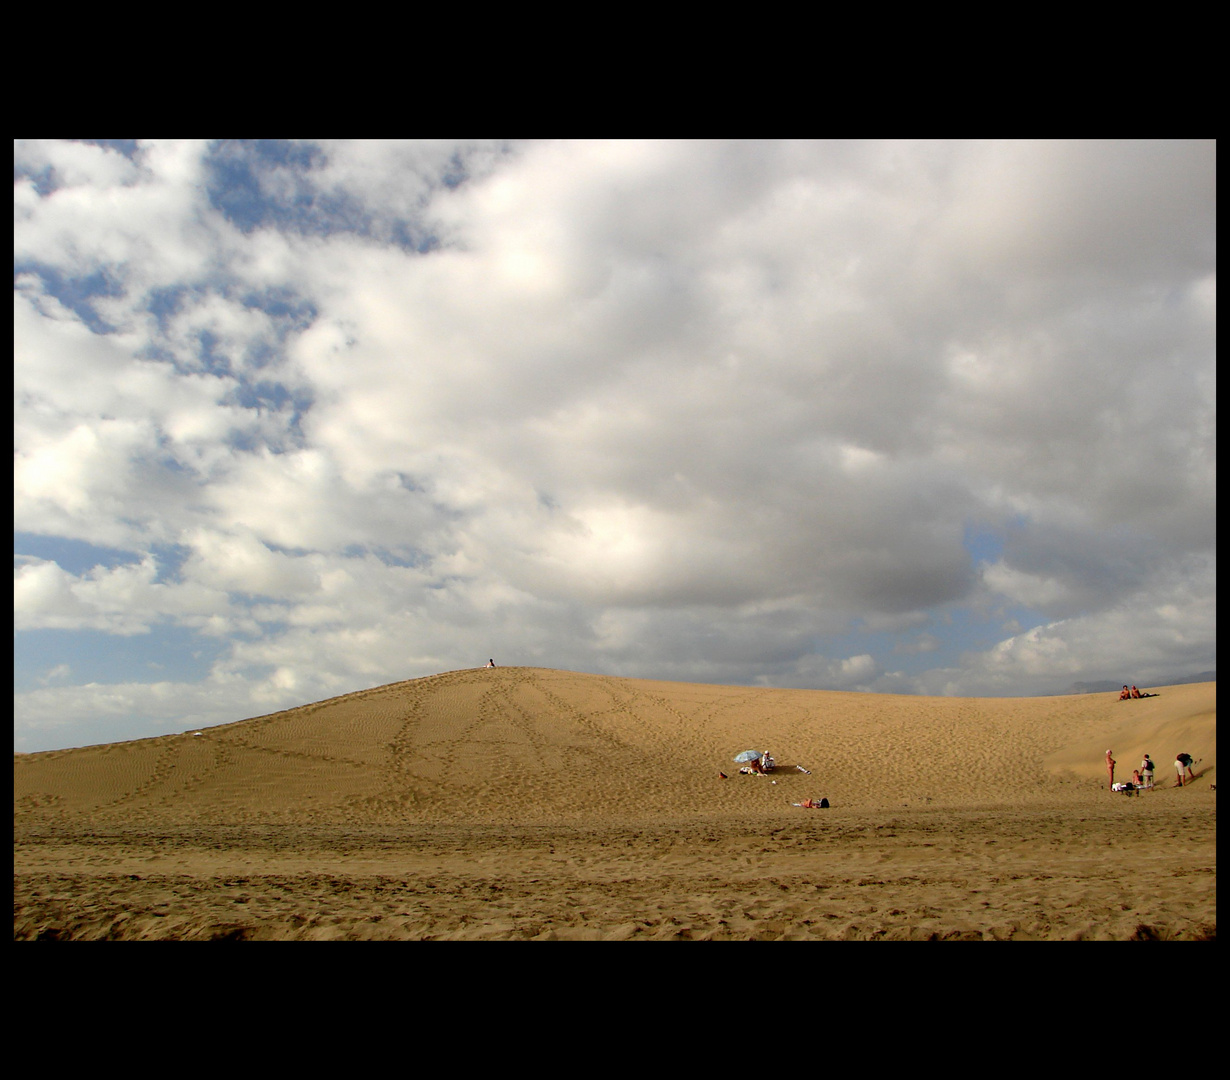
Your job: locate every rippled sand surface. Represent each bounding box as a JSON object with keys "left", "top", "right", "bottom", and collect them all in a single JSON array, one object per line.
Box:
[{"left": 14, "top": 669, "right": 1215, "bottom": 940}]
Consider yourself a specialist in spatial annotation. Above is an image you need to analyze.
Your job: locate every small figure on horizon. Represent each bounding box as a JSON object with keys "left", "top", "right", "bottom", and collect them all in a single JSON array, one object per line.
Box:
[
  {"left": 485, "top": 659, "right": 496, "bottom": 668},
  {"left": 1131, "top": 685, "right": 1142, "bottom": 698},
  {"left": 1175, "top": 753, "right": 1195, "bottom": 786},
  {"left": 1106, "top": 749, "right": 1116, "bottom": 790},
  {"left": 1120, "top": 686, "right": 1132, "bottom": 700}
]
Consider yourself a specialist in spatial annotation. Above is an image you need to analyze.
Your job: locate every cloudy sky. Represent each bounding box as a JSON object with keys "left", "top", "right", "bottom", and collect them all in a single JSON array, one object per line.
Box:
[{"left": 14, "top": 139, "right": 1216, "bottom": 751}]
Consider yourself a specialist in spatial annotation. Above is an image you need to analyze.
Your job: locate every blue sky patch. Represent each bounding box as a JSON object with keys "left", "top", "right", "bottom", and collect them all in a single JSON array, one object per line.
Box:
[
  {"left": 14, "top": 624, "right": 227, "bottom": 693},
  {"left": 15, "top": 533, "right": 141, "bottom": 574},
  {"left": 14, "top": 261, "right": 124, "bottom": 333}
]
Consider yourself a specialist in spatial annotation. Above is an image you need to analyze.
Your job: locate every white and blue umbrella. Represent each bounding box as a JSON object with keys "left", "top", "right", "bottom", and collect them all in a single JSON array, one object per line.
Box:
[{"left": 733, "top": 750, "right": 763, "bottom": 763}]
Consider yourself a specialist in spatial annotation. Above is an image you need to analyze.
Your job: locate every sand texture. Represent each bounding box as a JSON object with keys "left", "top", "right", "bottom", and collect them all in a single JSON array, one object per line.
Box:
[{"left": 14, "top": 668, "right": 1216, "bottom": 940}]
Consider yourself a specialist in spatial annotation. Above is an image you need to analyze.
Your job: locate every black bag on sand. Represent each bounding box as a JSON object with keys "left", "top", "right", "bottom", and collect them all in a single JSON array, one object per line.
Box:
[{"left": 819, "top": 798, "right": 829, "bottom": 808}]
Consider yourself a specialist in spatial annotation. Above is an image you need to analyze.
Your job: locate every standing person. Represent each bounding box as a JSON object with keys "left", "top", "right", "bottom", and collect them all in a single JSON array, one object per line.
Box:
[
  {"left": 1140, "top": 754, "right": 1155, "bottom": 789},
  {"left": 1106, "top": 750, "right": 1116, "bottom": 790},
  {"left": 1175, "top": 753, "right": 1195, "bottom": 786}
]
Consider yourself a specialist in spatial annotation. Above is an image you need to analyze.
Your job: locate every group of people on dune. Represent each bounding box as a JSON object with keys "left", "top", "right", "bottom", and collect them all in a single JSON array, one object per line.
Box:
[
  {"left": 1106, "top": 749, "right": 1198, "bottom": 793},
  {"left": 1119, "top": 684, "right": 1153, "bottom": 699},
  {"left": 720, "top": 750, "right": 829, "bottom": 808},
  {"left": 739, "top": 751, "right": 775, "bottom": 775}
]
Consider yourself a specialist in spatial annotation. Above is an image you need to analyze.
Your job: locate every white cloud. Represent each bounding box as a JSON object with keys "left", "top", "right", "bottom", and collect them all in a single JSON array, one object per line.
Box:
[
  {"left": 14, "top": 139, "right": 219, "bottom": 292},
  {"left": 914, "top": 554, "right": 1216, "bottom": 696},
  {"left": 13, "top": 139, "right": 1216, "bottom": 750},
  {"left": 15, "top": 676, "right": 271, "bottom": 750},
  {"left": 981, "top": 561, "right": 1072, "bottom": 612},
  {"left": 39, "top": 663, "right": 72, "bottom": 685},
  {"left": 15, "top": 554, "right": 231, "bottom": 635}
]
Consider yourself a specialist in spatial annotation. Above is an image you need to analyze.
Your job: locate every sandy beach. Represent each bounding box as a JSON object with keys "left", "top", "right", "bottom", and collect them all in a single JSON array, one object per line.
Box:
[{"left": 14, "top": 667, "right": 1216, "bottom": 940}]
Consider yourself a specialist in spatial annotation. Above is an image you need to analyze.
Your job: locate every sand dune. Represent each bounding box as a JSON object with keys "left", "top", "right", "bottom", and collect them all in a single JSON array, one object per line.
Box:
[{"left": 14, "top": 669, "right": 1216, "bottom": 940}]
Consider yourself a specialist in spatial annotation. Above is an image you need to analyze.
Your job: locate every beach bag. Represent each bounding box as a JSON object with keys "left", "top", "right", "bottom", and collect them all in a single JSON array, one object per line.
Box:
[{"left": 819, "top": 798, "right": 829, "bottom": 808}]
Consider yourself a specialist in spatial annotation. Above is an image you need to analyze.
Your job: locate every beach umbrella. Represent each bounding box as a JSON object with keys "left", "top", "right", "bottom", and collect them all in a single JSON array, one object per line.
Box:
[{"left": 734, "top": 750, "right": 763, "bottom": 763}]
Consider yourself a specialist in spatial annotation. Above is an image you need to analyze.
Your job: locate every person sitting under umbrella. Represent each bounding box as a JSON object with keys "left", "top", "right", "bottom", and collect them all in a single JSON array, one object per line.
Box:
[{"left": 734, "top": 749, "right": 767, "bottom": 774}]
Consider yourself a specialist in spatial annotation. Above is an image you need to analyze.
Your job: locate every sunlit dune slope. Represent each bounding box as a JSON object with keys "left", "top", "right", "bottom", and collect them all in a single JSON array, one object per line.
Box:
[{"left": 14, "top": 668, "right": 1216, "bottom": 826}]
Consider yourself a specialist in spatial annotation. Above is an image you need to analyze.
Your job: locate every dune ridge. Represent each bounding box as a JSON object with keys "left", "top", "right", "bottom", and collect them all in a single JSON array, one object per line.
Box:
[{"left": 14, "top": 669, "right": 1216, "bottom": 940}]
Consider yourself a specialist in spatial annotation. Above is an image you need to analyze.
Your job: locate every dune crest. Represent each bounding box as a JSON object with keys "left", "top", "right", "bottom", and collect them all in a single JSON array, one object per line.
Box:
[{"left": 14, "top": 668, "right": 1216, "bottom": 825}]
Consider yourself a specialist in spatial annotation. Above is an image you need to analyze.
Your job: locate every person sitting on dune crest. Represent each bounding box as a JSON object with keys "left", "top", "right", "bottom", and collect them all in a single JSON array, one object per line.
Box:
[{"left": 1120, "top": 686, "right": 1132, "bottom": 700}]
